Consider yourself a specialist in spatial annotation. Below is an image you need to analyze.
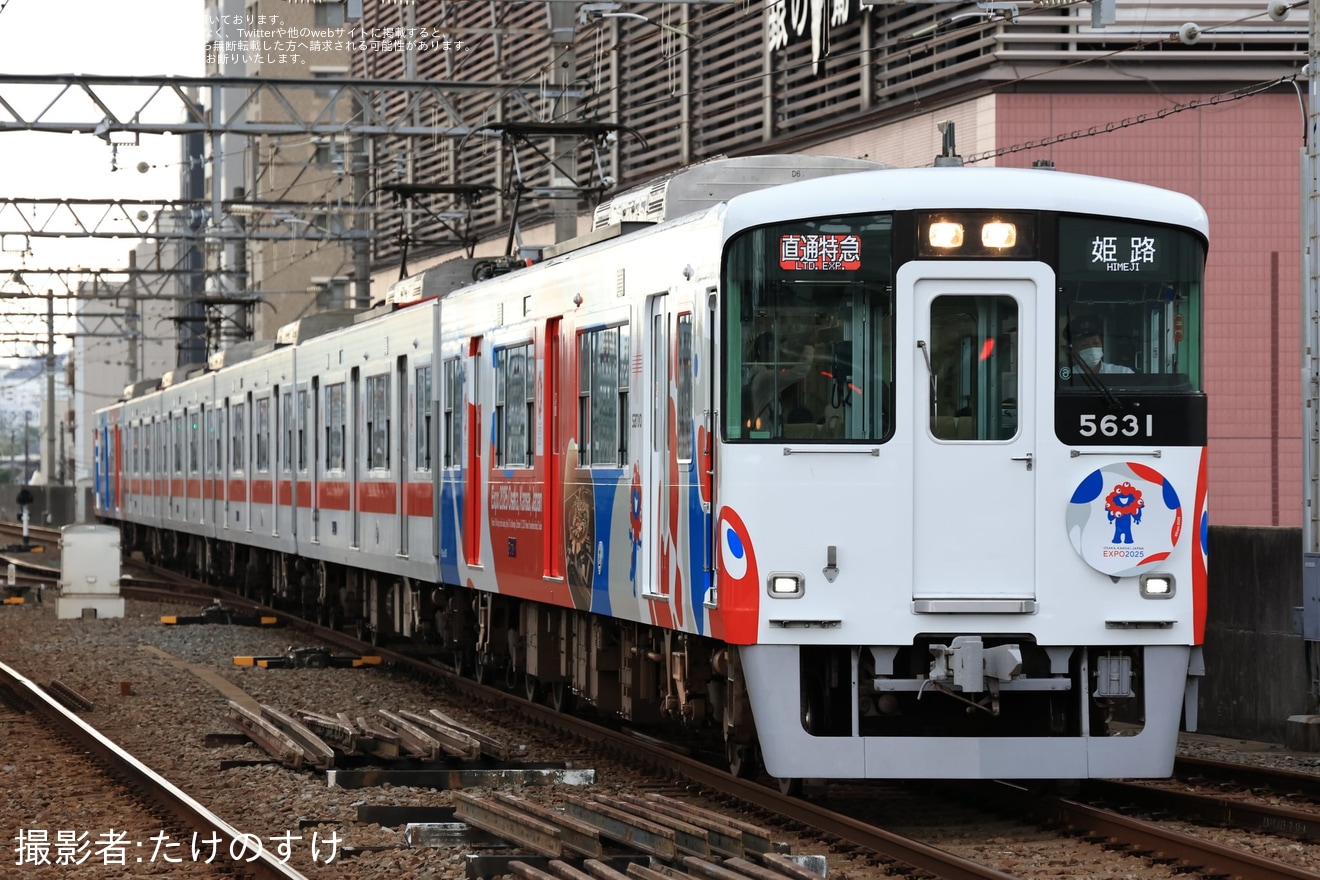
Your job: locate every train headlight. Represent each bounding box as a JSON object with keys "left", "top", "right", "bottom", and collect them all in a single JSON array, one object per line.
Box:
[
  {"left": 1140, "top": 573, "right": 1175, "bottom": 599},
  {"left": 767, "top": 573, "right": 804, "bottom": 598},
  {"left": 981, "top": 220, "right": 1017, "bottom": 249},
  {"left": 927, "top": 220, "right": 964, "bottom": 249}
]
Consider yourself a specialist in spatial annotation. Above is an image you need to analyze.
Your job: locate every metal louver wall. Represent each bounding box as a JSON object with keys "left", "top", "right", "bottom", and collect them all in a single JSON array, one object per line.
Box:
[{"left": 353, "top": 1, "right": 1305, "bottom": 271}]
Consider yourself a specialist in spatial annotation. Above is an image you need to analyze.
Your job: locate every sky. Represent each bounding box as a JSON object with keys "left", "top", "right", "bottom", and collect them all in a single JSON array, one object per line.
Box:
[
  {"left": 0, "top": 0, "right": 205, "bottom": 358},
  {"left": 0, "top": 0, "right": 205, "bottom": 356}
]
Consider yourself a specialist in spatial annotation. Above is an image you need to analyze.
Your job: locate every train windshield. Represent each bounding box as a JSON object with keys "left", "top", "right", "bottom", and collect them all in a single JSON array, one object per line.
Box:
[
  {"left": 722, "top": 213, "right": 895, "bottom": 442},
  {"left": 1055, "top": 217, "right": 1205, "bottom": 393}
]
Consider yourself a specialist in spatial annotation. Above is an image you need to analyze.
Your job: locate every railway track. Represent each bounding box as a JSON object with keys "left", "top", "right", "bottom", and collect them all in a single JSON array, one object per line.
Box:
[
  {"left": 0, "top": 659, "right": 310, "bottom": 879},
  {"left": 110, "top": 560, "right": 1320, "bottom": 880},
  {"left": 6, "top": 543, "right": 1320, "bottom": 879}
]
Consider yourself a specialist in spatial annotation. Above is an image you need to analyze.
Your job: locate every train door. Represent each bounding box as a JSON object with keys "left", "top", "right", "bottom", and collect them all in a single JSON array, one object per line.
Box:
[
  {"left": 188, "top": 406, "right": 202, "bottom": 524},
  {"left": 310, "top": 377, "right": 321, "bottom": 544},
  {"left": 267, "top": 387, "right": 279, "bottom": 536},
  {"left": 909, "top": 268, "right": 1038, "bottom": 605},
  {"left": 397, "top": 356, "right": 409, "bottom": 557},
  {"left": 111, "top": 422, "right": 121, "bottom": 515},
  {"left": 243, "top": 392, "right": 254, "bottom": 532},
  {"left": 464, "top": 338, "right": 482, "bottom": 566},
  {"left": 282, "top": 388, "right": 295, "bottom": 538},
  {"left": 642, "top": 293, "right": 670, "bottom": 598},
  {"left": 543, "top": 318, "right": 562, "bottom": 576},
  {"left": 351, "top": 367, "right": 361, "bottom": 549}
]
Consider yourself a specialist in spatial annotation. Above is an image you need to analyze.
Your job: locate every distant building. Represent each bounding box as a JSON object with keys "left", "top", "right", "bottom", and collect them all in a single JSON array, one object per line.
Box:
[{"left": 204, "top": 0, "right": 361, "bottom": 344}]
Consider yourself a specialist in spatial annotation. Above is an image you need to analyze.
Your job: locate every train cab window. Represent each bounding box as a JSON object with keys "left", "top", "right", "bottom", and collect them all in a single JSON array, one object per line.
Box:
[
  {"left": 927, "top": 295, "right": 1018, "bottom": 441},
  {"left": 1055, "top": 218, "right": 1205, "bottom": 394},
  {"left": 495, "top": 343, "right": 533, "bottom": 468},
  {"left": 723, "top": 213, "right": 895, "bottom": 442}
]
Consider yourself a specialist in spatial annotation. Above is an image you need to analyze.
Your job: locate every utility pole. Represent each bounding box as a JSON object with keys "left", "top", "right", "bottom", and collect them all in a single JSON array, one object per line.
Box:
[
  {"left": 549, "top": 1, "right": 578, "bottom": 244},
  {"left": 351, "top": 95, "right": 371, "bottom": 309},
  {"left": 126, "top": 251, "right": 139, "bottom": 384},
  {"left": 45, "top": 288, "right": 55, "bottom": 486},
  {"left": 1300, "top": 0, "right": 1320, "bottom": 698}
]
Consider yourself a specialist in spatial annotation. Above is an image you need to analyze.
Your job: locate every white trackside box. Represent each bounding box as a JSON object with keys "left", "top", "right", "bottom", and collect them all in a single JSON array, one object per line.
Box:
[{"left": 56, "top": 524, "right": 124, "bottom": 620}]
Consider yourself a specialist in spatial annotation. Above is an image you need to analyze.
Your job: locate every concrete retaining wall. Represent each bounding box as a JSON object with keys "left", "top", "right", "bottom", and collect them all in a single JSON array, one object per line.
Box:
[{"left": 1200, "top": 525, "right": 1315, "bottom": 742}]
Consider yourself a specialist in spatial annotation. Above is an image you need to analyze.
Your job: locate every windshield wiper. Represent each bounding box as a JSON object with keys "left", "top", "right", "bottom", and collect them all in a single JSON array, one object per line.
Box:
[{"left": 1065, "top": 345, "right": 1125, "bottom": 411}]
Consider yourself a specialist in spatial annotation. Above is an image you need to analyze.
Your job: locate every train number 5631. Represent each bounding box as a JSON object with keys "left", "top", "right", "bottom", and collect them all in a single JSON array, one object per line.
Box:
[{"left": 1078, "top": 413, "right": 1154, "bottom": 438}]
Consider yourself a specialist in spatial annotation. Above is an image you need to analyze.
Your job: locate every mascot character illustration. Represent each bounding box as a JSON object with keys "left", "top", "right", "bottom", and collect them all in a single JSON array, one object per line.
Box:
[{"left": 1104, "top": 481, "right": 1144, "bottom": 545}]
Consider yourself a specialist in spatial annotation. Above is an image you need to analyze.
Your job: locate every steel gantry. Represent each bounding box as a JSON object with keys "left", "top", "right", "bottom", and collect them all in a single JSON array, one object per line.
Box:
[{"left": 0, "top": 73, "right": 584, "bottom": 138}]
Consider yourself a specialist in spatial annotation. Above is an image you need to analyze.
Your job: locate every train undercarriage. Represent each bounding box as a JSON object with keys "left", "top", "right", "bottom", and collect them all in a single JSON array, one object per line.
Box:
[
  {"left": 122, "top": 523, "right": 760, "bottom": 773},
  {"left": 120, "top": 521, "right": 1192, "bottom": 783}
]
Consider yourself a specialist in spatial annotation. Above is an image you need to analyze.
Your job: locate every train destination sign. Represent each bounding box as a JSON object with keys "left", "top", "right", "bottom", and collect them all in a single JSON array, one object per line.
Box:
[
  {"left": 1060, "top": 217, "right": 1184, "bottom": 278},
  {"left": 778, "top": 233, "right": 861, "bottom": 271}
]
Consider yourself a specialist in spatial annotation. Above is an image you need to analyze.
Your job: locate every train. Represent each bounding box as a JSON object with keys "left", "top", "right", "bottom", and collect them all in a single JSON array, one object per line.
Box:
[{"left": 93, "top": 155, "right": 1210, "bottom": 784}]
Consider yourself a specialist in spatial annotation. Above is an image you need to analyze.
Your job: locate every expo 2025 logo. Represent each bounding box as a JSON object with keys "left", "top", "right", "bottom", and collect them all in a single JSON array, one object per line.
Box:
[{"left": 1066, "top": 462, "right": 1182, "bottom": 578}]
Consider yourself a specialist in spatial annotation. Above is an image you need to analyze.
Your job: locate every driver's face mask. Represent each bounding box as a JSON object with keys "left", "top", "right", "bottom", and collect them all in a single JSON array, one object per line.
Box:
[{"left": 1078, "top": 347, "right": 1103, "bottom": 368}]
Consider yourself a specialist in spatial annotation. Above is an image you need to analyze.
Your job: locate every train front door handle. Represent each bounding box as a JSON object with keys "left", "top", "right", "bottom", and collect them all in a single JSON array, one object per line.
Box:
[{"left": 1011, "top": 453, "right": 1033, "bottom": 471}]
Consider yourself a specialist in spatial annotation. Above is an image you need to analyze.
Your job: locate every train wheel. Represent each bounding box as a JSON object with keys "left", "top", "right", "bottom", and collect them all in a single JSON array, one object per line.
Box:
[
  {"left": 727, "top": 741, "right": 759, "bottom": 779},
  {"left": 524, "top": 675, "right": 541, "bottom": 703},
  {"left": 777, "top": 777, "right": 803, "bottom": 797},
  {"left": 547, "top": 681, "right": 575, "bottom": 713},
  {"left": 474, "top": 654, "right": 491, "bottom": 685}
]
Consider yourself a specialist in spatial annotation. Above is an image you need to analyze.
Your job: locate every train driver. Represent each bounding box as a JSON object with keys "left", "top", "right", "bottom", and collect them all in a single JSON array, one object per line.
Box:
[
  {"left": 1065, "top": 314, "right": 1134, "bottom": 375},
  {"left": 748, "top": 332, "right": 817, "bottom": 431}
]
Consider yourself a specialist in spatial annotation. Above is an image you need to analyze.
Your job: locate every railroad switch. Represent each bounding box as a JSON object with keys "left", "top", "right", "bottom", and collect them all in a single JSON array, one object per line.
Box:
[
  {"left": 233, "top": 646, "right": 382, "bottom": 669},
  {"left": 161, "top": 603, "right": 281, "bottom": 627}
]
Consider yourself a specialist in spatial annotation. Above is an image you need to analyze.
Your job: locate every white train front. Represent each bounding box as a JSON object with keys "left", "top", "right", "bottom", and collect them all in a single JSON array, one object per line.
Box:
[{"left": 93, "top": 157, "right": 1209, "bottom": 783}]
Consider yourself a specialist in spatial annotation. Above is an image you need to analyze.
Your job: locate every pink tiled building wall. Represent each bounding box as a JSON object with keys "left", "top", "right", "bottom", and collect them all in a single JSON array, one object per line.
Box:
[{"left": 996, "top": 93, "right": 1302, "bottom": 527}]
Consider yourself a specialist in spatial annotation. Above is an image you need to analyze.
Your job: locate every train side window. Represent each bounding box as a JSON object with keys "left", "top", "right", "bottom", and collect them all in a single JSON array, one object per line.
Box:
[
  {"left": 189, "top": 411, "right": 199, "bottom": 475},
  {"left": 927, "top": 295, "right": 1018, "bottom": 442},
  {"left": 495, "top": 343, "right": 533, "bottom": 468},
  {"left": 443, "top": 357, "right": 462, "bottom": 468},
  {"left": 578, "top": 325, "right": 627, "bottom": 467},
  {"left": 365, "top": 374, "right": 389, "bottom": 470},
  {"left": 173, "top": 415, "right": 184, "bottom": 475},
  {"left": 231, "top": 402, "right": 246, "bottom": 472},
  {"left": 297, "top": 390, "right": 309, "bottom": 472},
  {"left": 256, "top": 396, "right": 270, "bottom": 473},
  {"left": 282, "top": 391, "right": 294, "bottom": 473},
  {"left": 415, "top": 364, "right": 433, "bottom": 471},
  {"left": 325, "top": 382, "right": 346, "bottom": 471},
  {"left": 618, "top": 323, "right": 630, "bottom": 464},
  {"left": 676, "top": 314, "right": 693, "bottom": 461}
]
